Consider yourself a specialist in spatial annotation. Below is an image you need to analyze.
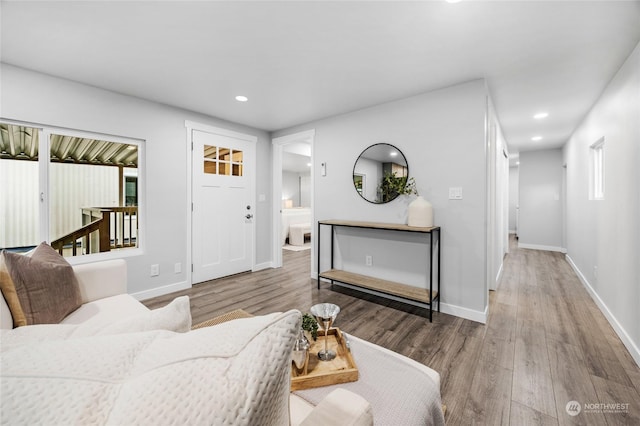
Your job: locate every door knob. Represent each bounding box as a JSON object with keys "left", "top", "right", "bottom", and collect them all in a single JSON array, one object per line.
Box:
[{"left": 246, "top": 214, "right": 253, "bottom": 219}]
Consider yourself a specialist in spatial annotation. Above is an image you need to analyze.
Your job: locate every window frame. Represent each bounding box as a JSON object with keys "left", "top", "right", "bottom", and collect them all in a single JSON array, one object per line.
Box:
[
  {"left": 1, "top": 119, "right": 145, "bottom": 264},
  {"left": 589, "top": 137, "right": 605, "bottom": 201}
]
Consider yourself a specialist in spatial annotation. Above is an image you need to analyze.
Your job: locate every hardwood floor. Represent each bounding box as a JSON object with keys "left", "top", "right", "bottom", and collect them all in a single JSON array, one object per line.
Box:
[{"left": 144, "top": 238, "right": 640, "bottom": 425}]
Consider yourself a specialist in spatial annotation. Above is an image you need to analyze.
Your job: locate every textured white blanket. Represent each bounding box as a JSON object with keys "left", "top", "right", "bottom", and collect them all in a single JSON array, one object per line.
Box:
[{"left": 1, "top": 310, "right": 301, "bottom": 426}]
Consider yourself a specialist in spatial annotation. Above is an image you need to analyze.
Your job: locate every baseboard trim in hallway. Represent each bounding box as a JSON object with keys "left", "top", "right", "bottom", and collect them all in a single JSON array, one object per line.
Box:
[
  {"left": 566, "top": 254, "right": 640, "bottom": 368},
  {"left": 518, "top": 242, "right": 566, "bottom": 253}
]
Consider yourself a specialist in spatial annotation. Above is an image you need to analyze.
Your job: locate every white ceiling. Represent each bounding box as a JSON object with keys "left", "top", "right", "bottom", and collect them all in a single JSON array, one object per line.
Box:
[
  {"left": 360, "top": 143, "right": 406, "bottom": 164},
  {"left": 2, "top": 1, "right": 639, "bottom": 158},
  {"left": 283, "top": 141, "right": 311, "bottom": 173},
  {"left": 282, "top": 151, "right": 311, "bottom": 174}
]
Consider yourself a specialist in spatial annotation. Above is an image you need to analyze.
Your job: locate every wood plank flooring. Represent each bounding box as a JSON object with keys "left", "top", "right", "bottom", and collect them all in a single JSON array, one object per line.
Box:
[{"left": 144, "top": 237, "right": 640, "bottom": 425}]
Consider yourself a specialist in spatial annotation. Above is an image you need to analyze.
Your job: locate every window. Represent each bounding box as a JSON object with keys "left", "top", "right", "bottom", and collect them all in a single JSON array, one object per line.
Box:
[
  {"left": 203, "top": 144, "right": 243, "bottom": 176},
  {"left": 0, "top": 121, "right": 143, "bottom": 257},
  {"left": 590, "top": 138, "right": 605, "bottom": 200},
  {"left": 0, "top": 124, "right": 40, "bottom": 251},
  {"left": 125, "top": 176, "right": 138, "bottom": 206}
]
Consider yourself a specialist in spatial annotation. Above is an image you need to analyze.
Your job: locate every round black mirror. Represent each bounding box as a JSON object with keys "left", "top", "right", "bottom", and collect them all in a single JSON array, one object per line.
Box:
[{"left": 353, "top": 143, "right": 409, "bottom": 204}]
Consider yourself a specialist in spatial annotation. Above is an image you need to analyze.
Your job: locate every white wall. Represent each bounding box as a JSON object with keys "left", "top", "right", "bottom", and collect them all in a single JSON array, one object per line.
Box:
[
  {"left": 300, "top": 175, "right": 311, "bottom": 207},
  {"left": 274, "top": 80, "right": 490, "bottom": 322},
  {"left": 0, "top": 64, "right": 272, "bottom": 297},
  {"left": 487, "top": 99, "right": 509, "bottom": 290},
  {"left": 282, "top": 171, "right": 300, "bottom": 207},
  {"left": 508, "top": 166, "right": 519, "bottom": 234},
  {"left": 282, "top": 171, "right": 311, "bottom": 208},
  {"left": 518, "top": 149, "right": 564, "bottom": 251},
  {"left": 563, "top": 41, "right": 640, "bottom": 365}
]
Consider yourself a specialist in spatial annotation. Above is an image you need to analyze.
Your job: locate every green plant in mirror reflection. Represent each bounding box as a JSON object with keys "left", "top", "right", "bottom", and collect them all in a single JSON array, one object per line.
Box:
[{"left": 378, "top": 173, "right": 418, "bottom": 202}]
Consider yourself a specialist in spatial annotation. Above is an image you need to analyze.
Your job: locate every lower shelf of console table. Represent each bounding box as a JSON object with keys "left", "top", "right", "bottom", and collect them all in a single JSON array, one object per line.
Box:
[{"left": 319, "top": 269, "right": 438, "bottom": 305}]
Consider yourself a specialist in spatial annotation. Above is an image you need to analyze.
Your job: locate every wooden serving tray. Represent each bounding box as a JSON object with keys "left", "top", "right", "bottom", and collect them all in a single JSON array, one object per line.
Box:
[{"left": 291, "top": 327, "right": 359, "bottom": 391}]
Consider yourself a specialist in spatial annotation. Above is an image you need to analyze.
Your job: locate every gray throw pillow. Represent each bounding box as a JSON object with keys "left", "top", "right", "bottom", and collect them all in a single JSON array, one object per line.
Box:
[{"left": 1, "top": 243, "right": 82, "bottom": 326}]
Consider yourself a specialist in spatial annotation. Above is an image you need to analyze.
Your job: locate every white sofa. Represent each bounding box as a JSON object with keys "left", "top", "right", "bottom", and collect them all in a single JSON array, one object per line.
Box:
[
  {"left": 1, "top": 259, "right": 146, "bottom": 330},
  {"left": 1, "top": 259, "right": 444, "bottom": 426},
  {"left": 0, "top": 259, "right": 374, "bottom": 426}
]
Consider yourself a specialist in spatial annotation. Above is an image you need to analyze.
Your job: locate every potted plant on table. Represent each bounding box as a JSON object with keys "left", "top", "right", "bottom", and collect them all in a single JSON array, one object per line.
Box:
[{"left": 301, "top": 313, "right": 318, "bottom": 342}]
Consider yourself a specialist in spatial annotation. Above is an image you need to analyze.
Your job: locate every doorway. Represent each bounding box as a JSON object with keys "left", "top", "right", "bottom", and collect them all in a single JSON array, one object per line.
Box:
[
  {"left": 190, "top": 125, "right": 257, "bottom": 284},
  {"left": 272, "top": 130, "right": 315, "bottom": 268}
]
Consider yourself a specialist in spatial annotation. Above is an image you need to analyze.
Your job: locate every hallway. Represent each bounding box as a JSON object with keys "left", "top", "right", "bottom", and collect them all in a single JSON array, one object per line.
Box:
[{"left": 456, "top": 237, "right": 640, "bottom": 425}]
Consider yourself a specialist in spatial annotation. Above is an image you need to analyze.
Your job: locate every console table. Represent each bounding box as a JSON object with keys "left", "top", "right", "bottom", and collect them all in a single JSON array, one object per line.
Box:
[{"left": 317, "top": 220, "right": 441, "bottom": 321}]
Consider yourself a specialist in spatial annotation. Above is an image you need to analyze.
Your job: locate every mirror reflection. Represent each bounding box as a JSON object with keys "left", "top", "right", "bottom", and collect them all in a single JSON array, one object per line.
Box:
[{"left": 353, "top": 143, "right": 408, "bottom": 204}]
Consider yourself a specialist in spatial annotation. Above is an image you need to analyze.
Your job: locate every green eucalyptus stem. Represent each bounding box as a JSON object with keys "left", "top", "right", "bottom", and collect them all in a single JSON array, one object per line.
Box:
[{"left": 301, "top": 313, "right": 318, "bottom": 340}]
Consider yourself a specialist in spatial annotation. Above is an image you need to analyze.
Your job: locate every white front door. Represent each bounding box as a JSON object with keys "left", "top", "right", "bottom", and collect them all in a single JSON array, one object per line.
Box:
[{"left": 191, "top": 128, "right": 255, "bottom": 284}]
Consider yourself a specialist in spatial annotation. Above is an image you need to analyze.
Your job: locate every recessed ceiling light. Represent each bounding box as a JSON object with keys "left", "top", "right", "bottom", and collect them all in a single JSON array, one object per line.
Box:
[
  {"left": 533, "top": 112, "right": 549, "bottom": 119},
  {"left": 516, "top": 161, "right": 520, "bottom": 165},
  {"left": 306, "top": 163, "right": 311, "bottom": 167},
  {"left": 235, "top": 95, "right": 248, "bottom": 102},
  {"left": 531, "top": 136, "right": 543, "bottom": 141},
  {"left": 390, "top": 152, "right": 398, "bottom": 157}
]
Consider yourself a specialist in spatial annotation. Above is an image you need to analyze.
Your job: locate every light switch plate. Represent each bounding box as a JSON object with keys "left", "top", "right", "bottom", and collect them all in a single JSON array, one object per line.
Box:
[{"left": 449, "top": 187, "right": 463, "bottom": 200}]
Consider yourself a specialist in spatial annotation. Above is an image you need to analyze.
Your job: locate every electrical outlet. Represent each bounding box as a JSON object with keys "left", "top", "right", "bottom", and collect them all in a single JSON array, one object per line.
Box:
[
  {"left": 150, "top": 264, "right": 159, "bottom": 277},
  {"left": 174, "top": 262, "right": 182, "bottom": 274},
  {"left": 365, "top": 255, "right": 372, "bottom": 266}
]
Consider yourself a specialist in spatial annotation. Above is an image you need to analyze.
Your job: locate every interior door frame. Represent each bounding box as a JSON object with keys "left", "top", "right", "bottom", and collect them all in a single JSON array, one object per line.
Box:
[
  {"left": 186, "top": 120, "right": 257, "bottom": 285},
  {"left": 271, "top": 129, "right": 315, "bottom": 269}
]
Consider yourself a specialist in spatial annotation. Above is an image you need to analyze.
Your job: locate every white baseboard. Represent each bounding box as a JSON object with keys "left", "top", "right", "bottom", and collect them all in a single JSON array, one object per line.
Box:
[
  {"left": 440, "top": 302, "right": 487, "bottom": 324},
  {"left": 492, "top": 263, "right": 504, "bottom": 291},
  {"left": 566, "top": 255, "right": 640, "bottom": 368},
  {"left": 518, "top": 243, "right": 566, "bottom": 253},
  {"left": 317, "top": 277, "right": 487, "bottom": 324},
  {"left": 253, "top": 261, "right": 273, "bottom": 272},
  {"left": 132, "top": 280, "right": 190, "bottom": 301}
]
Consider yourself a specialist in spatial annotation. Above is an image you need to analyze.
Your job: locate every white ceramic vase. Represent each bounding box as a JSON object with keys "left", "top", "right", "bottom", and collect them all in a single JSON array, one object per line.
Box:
[{"left": 407, "top": 196, "right": 433, "bottom": 227}]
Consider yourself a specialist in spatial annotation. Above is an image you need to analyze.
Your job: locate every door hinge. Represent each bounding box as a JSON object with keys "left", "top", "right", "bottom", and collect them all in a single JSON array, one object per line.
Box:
[
  {"left": 191, "top": 264, "right": 194, "bottom": 272},
  {"left": 191, "top": 202, "right": 194, "bottom": 212}
]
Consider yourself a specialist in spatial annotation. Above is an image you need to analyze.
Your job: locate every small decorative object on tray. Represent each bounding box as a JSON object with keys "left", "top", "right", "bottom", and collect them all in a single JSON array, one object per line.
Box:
[
  {"left": 290, "top": 327, "right": 359, "bottom": 391},
  {"left": 291, "top": 329, "right": 310, "bottom": 375},
  {"left": 310, "top": 303, "right": 340, "bottom": 361}
]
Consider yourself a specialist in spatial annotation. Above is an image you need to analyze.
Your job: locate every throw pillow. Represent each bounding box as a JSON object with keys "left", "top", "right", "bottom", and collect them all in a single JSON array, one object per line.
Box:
[
  {"left": 0, "top": 243, "right": 82, "bottom": 326},
  {"left": 0, "top": 296, "right": 193, "bottom": 351},
  {"left": 0, "top": 252, "right": 27, "bottom": 326},
  {"left": 74, "top": 295, "right": 192, "bottom": 337}
]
